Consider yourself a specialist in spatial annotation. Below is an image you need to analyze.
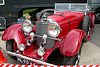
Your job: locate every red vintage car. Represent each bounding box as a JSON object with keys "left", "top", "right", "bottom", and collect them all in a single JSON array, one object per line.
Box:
[{"left": 2, "top": 3, "right": 96, "bottom": 65}]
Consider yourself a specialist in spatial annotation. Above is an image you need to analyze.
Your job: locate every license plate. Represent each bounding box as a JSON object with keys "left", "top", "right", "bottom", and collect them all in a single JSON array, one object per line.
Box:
[{"left": 17, "top": 58, "right": 35, "bottom": 65}]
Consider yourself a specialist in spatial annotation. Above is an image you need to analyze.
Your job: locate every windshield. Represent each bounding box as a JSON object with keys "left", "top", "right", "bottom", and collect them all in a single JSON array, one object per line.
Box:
[{"left": 55, "top": 3, "right": 87, "bottom": 13}]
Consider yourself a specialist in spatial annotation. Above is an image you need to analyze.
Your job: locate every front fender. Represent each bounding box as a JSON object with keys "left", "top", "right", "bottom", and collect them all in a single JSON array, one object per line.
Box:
[
  {"left": 2, "top": 24, "right": 26, "bottom": 47},
  {"left": 59, "top": 29, "right": 88, "bottom": 57}
]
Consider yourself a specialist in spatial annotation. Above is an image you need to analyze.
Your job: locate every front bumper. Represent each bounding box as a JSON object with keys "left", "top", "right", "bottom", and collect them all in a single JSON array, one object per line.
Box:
[{"left": 0, "top": 47, "right": 55, "bottom": 66}]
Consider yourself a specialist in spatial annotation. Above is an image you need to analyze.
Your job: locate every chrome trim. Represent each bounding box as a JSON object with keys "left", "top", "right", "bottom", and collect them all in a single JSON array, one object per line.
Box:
[
  {"left": 18, "top": 44, "right": 25, "bottom": 52},
  {"left": 22, "top": 19, "right": 33, "bottom": 33},
  {"left": 26, "top": 39, "right": 31, "bottom": 46},
  {"left": 35, "top": 34, "right": 61, "bottom": 41},
  {"left": 47, "top": 21, "right": 61, "bottom": 38},
  {"left": 30, "top": 32, "right": 35, "bottom": 42},
  {"left": 75, "top": 54, "right": 80, "bottom": 65},
  {"left": 26, "top": 32, "right": 35, "bottom": 46},
  {"left": 0, "top": 47, "right": 55, "bottom": 66},
  {"left": 55, "top": 3, "right": 87, "bottom": 13},
  {"left": 42, "top": 34, "right": 47, "bottom": 44},
  {"left": 37, "top": 45, "right": 45, "bottom": 57}
]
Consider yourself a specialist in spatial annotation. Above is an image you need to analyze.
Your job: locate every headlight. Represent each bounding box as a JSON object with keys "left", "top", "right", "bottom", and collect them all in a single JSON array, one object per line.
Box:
[
  {"left": 48, "top": 21, "right": 61, "bottom": 37},
  {"left": 18, "top": 44, "right": 25, "bottom": 51},
  {"left": 22, "top": 19, "right": 33, "bottom": 33},
  {"left": 37, "top": 47, "right": 45, "bottom": 56}
]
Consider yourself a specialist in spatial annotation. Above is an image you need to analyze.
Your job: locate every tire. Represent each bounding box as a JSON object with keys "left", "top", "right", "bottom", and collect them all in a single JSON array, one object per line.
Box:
[
  {"left": 63, "top": 41, "right": 83, "bottom": 65},
  {"left": 47, "top": 48, "right": 65, "bottom": 65},
  {"left": 82, "top": 16, "right": 91, "bottom": 37},
  {"left": 96, "top": 13, "right": 100, "bottom": 23},
  {"left": 6, "top": 40, "right": 17, "bottom": 60},
  {"left": 95, "top": 13, "right": 100, "bottom": 24}
]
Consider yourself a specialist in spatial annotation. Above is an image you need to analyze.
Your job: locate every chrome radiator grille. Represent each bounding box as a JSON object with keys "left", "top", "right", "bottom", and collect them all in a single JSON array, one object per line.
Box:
[{"left": 36, "top": 22, "right": 54, "bottom": 49}]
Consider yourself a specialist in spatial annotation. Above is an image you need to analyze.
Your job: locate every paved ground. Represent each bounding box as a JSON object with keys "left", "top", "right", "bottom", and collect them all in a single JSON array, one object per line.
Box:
[
  {"left": 90, "top": 24, "right": 100, "bottom": 47},
  {"left": 80, "top": 24, "right": 100, "bottom": 65},
  {"left": 0, "top": 24, "right": 100, "bottom": 65}
]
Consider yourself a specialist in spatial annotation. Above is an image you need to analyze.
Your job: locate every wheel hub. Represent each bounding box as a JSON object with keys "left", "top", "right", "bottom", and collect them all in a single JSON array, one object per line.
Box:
[{"left": 75, "top": 54, "right": 80, "bottom": 65}]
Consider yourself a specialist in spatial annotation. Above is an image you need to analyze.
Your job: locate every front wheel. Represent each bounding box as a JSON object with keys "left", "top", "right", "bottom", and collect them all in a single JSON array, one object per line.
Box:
[
  {"left": 6, "top": 39, "right": 17, "bottom": 60},
  {"left": 63, "top": 42, "right": 83, "bottom": 65}
]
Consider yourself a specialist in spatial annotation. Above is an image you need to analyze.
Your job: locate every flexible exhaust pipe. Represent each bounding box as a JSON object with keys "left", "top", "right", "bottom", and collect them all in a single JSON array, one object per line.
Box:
[{"left": 0, "top": 47, "right": 55, "bottom": 66}]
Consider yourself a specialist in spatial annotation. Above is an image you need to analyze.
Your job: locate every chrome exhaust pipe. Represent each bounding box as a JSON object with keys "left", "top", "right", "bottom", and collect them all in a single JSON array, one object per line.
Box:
[{"left": 0, "top": 47, "right": 55, "bottom": 66}]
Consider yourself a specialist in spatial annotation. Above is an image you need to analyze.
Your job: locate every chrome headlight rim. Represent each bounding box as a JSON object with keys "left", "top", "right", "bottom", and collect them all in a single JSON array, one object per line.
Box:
[
  {"left": 22, "top": 19, "right": 33, "bottom": 33},
  {"left": 47, "top": 21, "right": 61, "bottom": 38},
  {"left": 37, "top": 48, "right": 45, "bottom": 56},
  {"left": 18, "top": 44, "right": 25, "bottom": 51}
]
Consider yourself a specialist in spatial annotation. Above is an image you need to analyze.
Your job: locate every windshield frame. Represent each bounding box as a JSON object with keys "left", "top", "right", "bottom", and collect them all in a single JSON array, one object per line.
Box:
[{"left": 55, "top": 3, "right": 88, "bottom": 13}]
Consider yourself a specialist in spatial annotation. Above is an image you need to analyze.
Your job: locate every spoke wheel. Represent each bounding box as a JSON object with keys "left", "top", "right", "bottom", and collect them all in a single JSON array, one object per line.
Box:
[{"left": 87, "top": 22, "right": 91, "bottom": 37}]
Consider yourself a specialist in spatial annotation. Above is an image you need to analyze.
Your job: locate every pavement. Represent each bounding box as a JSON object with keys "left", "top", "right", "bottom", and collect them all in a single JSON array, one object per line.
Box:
[
  {"left": 80, "top": 24, "right": 100, "bottom": 65},
  {"left": 0, "top": 24, "right": 100, "bottom": 65}
]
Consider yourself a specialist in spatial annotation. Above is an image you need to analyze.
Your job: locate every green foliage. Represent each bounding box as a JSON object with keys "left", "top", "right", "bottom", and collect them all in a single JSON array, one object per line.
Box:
[{"left": 23, "top": 8, "right": 38, "bottom": 14}]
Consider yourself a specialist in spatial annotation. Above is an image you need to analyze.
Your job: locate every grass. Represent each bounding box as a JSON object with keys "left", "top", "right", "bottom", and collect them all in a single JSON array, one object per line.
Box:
[
  {"left": 23, "top": 8, "right": 38, "bottom": 19},
  {"left": 23, "top": 8, "right": 38, "bottom": 14}
]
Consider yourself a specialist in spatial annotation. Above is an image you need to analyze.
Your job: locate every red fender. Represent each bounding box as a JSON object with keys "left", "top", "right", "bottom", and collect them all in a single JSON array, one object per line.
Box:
[
  {"left": 88, "top": 13, "right": 96, "bottom": 29},
  {"left": 59, "top": 29, "right": 88, "bottom": 57},
  {"left": 2, "top": 24, "right": 26, "bottom": 48}
]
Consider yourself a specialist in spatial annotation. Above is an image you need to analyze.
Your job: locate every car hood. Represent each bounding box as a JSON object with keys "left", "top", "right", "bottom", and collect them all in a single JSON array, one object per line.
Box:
[{"left": 48, "top": 11, "right": 85, "bottom": 23}]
